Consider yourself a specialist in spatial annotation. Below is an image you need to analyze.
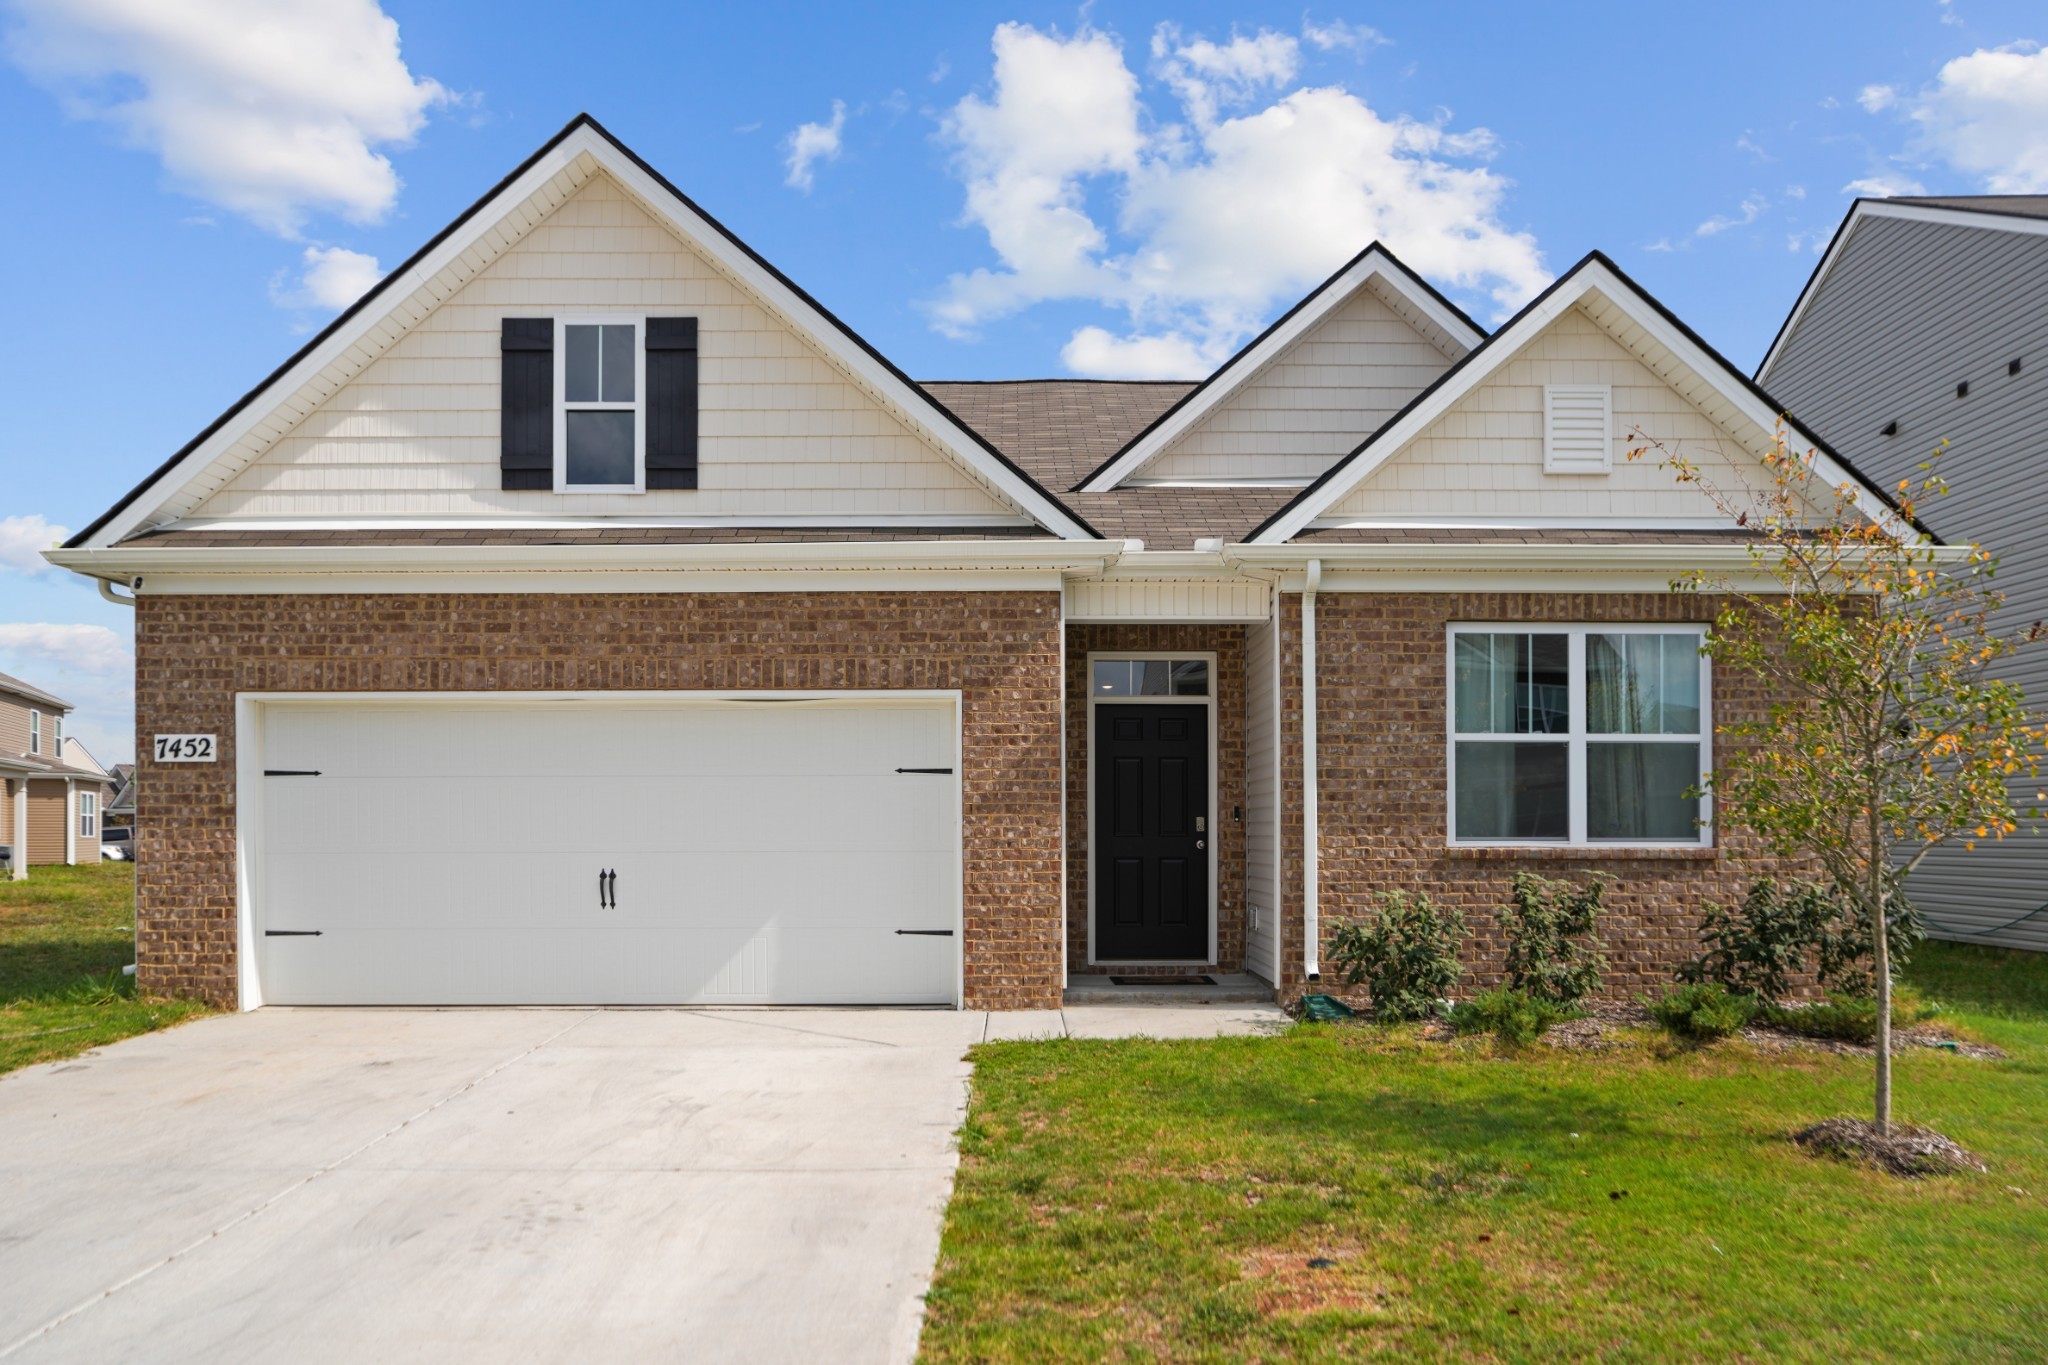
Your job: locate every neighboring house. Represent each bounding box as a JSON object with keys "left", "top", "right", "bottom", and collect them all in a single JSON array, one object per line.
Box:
[
  {"left": 48, "top": 115, "right": 1902, "bottom": 1010},
  {"left": 1758, "top": 195, "right": 2048, "bottom": 951},
  {"left": 0, "top": 670, "right": 114, "bottom": 878},
  {"left": 105, "top": 762, "right": 136, "bottom": 828}
]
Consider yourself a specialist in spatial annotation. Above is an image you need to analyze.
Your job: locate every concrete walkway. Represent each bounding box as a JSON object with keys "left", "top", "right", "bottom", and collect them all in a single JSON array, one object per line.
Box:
[{"left": 0, "top": 1003, "right": 1286, "bottom": 1364}]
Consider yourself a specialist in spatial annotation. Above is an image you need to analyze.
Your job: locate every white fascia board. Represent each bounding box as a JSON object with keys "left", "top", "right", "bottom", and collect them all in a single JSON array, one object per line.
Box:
[
  {"left": 1759, "top": 199, "right": 2048, "bottom": 382},
  {"left": 1254, "top": 262, "right": 1906, "bottom": 544},
  {"left": 1077, "top": 249, "right": 1482, "bottom": 493},
  {"left": 84, "top": 125, "right": 1096, "bottom": 548},
  {"left": 167, "top": 513, "right": 1036, "bottom": 532},
  {"left": 1227, "top": 539, "right": 1973, "bottom": 590}
]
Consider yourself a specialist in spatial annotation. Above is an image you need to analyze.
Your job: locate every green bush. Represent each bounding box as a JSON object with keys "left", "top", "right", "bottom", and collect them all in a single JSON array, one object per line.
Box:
[
  {"left": 1500, "top": 872, "right": 1610, "bottom": 1007},
  {"left": 1325, "top": 890, "right": 1465, "bottom": 1022},
  {"left": 1680, "top": 875, "right": 1925, "bottom": 1003},
  {"left": 1815, "top": 889, "right": 1926, "bottom": 997},
  {"left": 1647, "top": 981, "right": 1756, "bottom": 1041},
  {"left": 1447, "top": 987, "right": 1577, "bottom": 1044},
  {"left": 1760, "top": 988, "right": 1936, "bottom": 1043}
]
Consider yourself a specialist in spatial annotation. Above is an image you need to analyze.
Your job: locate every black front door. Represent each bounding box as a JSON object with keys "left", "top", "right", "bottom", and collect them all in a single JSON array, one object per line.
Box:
[{"left": 1094, "top": 703, "right": 1209, "bottom": 960}]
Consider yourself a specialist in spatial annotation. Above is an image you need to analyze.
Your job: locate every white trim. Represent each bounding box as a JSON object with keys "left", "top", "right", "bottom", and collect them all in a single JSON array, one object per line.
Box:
[
  {"left": 1444, "top": 623, "right": 1713, "bottom": 850},
  {"left": 1309, "top": 516, "right": 1738, "bottom": 531},
  {"left": 64, "top": 779, "right": 76, "bottom": 865},
  {"left": 9, "top": 777, "right": 27, "bottom": 881},
  {"left": 164, "top": 513, "right": 1040, "bottom": 531},
  {"left": 26, "top": 711, "right": 40, "bottom": 757},
  {"left": 77, "top": 123, "right": 1097, "bottom": 547},
  {"left": 1083, "top": 651, "right": 1220, "bottom": 967},
  {"left": 77, "top": 789, "right": 97, "bottom": 841},
  {"left": 1302, "top": 560, "right": 1320, "bottom": 982},
  {"left": 1078, "top": 249, "right": 1483, "bottom": 492},
  {"left": 233, "top": 688, "right": 967, "bottom": 1012},
  {"left": 553, "top": 314, "right": 648, "bottom": 493},
  {"left": 1759, "top": 198, "right": 2048, "bottom": 382},
  {"left": 1253, "top": 259, "right": 1904, "bottom": 543}
]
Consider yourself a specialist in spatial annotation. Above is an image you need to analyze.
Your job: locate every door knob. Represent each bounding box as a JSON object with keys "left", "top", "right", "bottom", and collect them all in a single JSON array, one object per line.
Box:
[{"left": 1195, "top": 839, "right": 1206, "bottom": 850}]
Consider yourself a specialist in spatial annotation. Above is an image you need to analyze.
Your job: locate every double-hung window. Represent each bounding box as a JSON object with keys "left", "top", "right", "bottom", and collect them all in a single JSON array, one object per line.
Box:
[
  {"left": 78, "top": 791, "right": 96, "bottom": 839},
  {"left": 555, "top": 318, "right": 644, "bottom": 490},
  {"left": 27, "top": 710, "right": 40, "bottom": 756},
  {"left": 1448, "top": 625, "right": 1710, "bottom": 847}
]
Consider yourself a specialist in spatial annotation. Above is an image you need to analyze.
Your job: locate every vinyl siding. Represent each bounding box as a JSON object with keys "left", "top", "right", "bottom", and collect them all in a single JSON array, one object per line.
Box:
[
  {"left": 1762, "top": 213, "right": 2048, "bottom": 949},
  {"left": 1243, "top": 609, "right": 1280, "bottom": 984},
  {"left": 1327, "top": 308, "right": 1805, "bottom": 522},
  {"left": 0, "top": 699, "right": 31, "bottom": 761},
  {"left": 26, "top": 780, "right": 66, "bottom": 865},
  {"left": 1142, "top": 285, "right": 1457, "bottom": 483},
  {"left": 185, "top": 174, "right": 1024, "bottom": 524}
]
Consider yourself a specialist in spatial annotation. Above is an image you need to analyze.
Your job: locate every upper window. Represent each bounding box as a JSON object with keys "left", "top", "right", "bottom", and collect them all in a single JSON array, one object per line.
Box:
[
  {"left": 1449, "top": 626, "right": 1709, "bottom": 846},
  {"left": 1092, "top": 658, "right": 1210, "bottom": 698},
  {"left": 27, "top": 710, "right": 40, "bottom": 756},
  {"left": 53, "top": 715, "right": 62, "bottom": 754},
  {"left": 78, "top": 791, "right": 96, "bottom": 839},
  {"left": 556, "top": 319, "right": 643, "bottom": 490}
]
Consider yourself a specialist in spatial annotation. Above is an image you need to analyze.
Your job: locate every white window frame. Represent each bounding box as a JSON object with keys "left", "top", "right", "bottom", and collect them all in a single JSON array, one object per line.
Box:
[
  {"left": 78, "top": 790, "right": 96, "bottom": 839},
  {"left": 553, "top": 314, "right": 647, "bottom": 494},
  {"left": 54, "top": 715, "right": 62, "bottom": 756},
  {"left": 27, "top": 710, "right": 40, "bottom": 756},
  {"left": 1445, "top": 623, "right": 1713, "bottom": 849},
  {"left": 1084, "top": 650, "right": 1219, "bottom": 966}
]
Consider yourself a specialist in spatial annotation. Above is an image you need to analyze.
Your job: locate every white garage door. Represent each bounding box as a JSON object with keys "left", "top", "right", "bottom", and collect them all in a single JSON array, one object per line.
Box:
[{"left": 255, "top": 698, "right": 959, "bottom": 1006}]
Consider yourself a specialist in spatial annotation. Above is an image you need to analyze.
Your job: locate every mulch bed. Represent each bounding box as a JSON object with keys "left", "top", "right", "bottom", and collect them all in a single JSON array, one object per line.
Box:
[{"left": 1792, "top": 1117, "right": 1988, "bottom": 1177}]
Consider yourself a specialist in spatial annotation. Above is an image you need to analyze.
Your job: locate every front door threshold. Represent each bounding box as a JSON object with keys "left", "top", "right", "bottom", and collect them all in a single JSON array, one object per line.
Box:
[{"left": 1062, "top": 972, "right": 1274, "bottom": 1007}]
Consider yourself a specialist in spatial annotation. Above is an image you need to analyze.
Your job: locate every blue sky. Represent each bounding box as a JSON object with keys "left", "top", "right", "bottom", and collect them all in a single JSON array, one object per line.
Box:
[{"left": 2, "top": 0, "right": 2045, "bottom": 761}]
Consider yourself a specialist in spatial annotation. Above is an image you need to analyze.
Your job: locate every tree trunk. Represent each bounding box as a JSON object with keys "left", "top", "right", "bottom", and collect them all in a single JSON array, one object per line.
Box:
[{"left": 1869, "top": 807, "right": 1892, "bottom": 1134}]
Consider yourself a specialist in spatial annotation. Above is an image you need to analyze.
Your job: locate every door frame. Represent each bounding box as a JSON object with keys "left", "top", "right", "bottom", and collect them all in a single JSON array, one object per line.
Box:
[
  {"left": 1083, "top": 652, "right": 1219, "bottom": 966},
  {"left": 233, "top": 689, "right": 965, "bottom": 1011}
]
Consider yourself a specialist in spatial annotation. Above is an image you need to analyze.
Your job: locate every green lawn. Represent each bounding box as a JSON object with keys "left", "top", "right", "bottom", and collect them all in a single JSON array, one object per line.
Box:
[
  {"left": 0, "top": 862, "right": 213, "bottom": 1075},
  {"left": 920, "top": 942, "right": 2048, "bottom": 1363}
]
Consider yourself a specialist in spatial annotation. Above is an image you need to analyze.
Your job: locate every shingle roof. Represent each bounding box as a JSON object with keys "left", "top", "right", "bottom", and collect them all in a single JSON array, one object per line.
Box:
[
  {"left": 1889, "top": 195, "right": 2048, "bottom": 222},
  {"left": 0, "top": 670, "right": 72, "bottom": 712}
]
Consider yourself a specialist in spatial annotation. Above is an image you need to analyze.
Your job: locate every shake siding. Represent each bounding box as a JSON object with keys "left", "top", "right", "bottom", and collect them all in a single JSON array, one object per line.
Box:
[
  {"left": 1327, "top": 309, "right": 1802, "bottom": 522},
  {"left": 187, "top": 175, "right": 1024, "bottom": 523},
  {"left": 1761, "top": 213, "right": 2048, "bottom": 949},
  {"left": 1243, "top": 610, "right": 1280, "bottom": 983},
  {"left": 1143, "top": 287, "right": 1457, "bottom": 483}
]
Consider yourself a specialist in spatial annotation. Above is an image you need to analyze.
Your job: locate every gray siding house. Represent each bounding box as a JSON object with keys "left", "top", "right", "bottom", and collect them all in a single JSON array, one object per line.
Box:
[{"left": 1760, "top": 195, "right": 2048, "bottom": 951}]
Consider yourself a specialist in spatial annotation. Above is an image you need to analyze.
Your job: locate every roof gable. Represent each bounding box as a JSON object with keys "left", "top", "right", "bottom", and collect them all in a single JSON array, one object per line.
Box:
[
  {"left": 71, "top": 115, "right": 1097, "bottom": 547},
  {"left": 1251, "top": 253, "right": 1907, "bottom": 544},
  {"left": 1073, "top": 245, "right": 1483, "bottom": 492}
]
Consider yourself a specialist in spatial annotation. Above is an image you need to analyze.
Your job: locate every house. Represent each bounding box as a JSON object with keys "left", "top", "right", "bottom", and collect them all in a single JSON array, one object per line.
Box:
[
  {"left": 1758, "top": 195, "right": 2048, "bottom": 952},
  {"left": 0, "top": 669, "right": 115, "bottom": 878},
  {"left": 105, "top": 762, "right": 136, "bottom": 828},
  {"left": 47, "top": 115, "right": 1902, "bottom": 1010}
]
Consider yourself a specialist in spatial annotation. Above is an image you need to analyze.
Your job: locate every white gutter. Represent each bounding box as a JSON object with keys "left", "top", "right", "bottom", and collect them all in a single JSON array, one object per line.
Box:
[{"left": 1302, "top": 557, "right": 1321, "bottom": 985}]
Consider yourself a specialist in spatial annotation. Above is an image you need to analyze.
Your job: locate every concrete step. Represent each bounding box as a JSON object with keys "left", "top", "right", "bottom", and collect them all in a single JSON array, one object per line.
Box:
[{"left": 1062, "top": 972, "right": 1275, "bottom": 1007}]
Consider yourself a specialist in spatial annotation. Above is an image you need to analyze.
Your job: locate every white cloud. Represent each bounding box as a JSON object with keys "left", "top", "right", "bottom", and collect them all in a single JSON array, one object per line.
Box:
[
  {"left": 784, "top": 100, "right": 847, "bottom": 192},
  {"left": 5, "top": 0, "right": 450, "bottom": 237},
  {"left": 0, "top": 623, "right": 131, "bottom": 676},
  {"left": 1859, "top": 84, "right": 1898, "bottom": 113},
  {"left": 1697, "top": 193, "right": 1768, "bottom": 236},
  {"left": 0, "top": 515, "right": 70, "bottom": 574},
  {"left": 1784, "top": 183, "right": 1807, "bottom": 199},
  {"left": 932, "top": 23, "right": 1548, "bottom": 376},
  {"left": 1843, "top": 173, "right": 1928, "bottom": 196},
  {"left": 1939, "top": 0, "right": 1962, "bottom": 26},
  {"left": 1301, "top": 18, "right": 1387, "bottom": 54},
  {"left": 268, "top": 244, "right": 383, "bottom": 312},
  {"left": 1736, "top": 133, "right": 1773, "bottom": 162},
  {"left": 1904, "top": 42, "right": 2048, "bottom": 191}
]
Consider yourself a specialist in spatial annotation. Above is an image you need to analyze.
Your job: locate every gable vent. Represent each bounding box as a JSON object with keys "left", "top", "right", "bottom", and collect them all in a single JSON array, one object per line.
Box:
[{"left": 1543, "top": 384, "right": 1613, "bottom": 474}]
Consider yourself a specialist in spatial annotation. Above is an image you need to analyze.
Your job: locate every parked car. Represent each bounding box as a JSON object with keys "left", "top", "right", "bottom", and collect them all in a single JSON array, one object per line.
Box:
[{"left": 101, "top": 827, "right": 134, "bottom": 861}]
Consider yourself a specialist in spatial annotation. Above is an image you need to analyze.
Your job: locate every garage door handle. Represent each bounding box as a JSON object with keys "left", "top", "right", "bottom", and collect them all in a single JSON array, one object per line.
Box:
[
  {"left": 263, "top": 769, "right": 321, "bottom": 777},
  {"left": 895, "top": 929, "right": 955, "bottom": 936},
  {"left": 894, "top": 767, "right": 953, "bottom": 775},
  {"left": 265, "top": 930, "right": 322, "bottom": 937},
  {"left": 598, "top": 868, "right": 616, "bottom": 909},
  {"left": 607, "top": 868, "right": 617, "bottom": 908}
]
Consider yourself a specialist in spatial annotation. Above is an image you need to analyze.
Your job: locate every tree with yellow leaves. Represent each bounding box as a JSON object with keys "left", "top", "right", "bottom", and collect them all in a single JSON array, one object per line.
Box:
[{"left": 1630, "top": 429, "right": 2044, "bottom": 1133}]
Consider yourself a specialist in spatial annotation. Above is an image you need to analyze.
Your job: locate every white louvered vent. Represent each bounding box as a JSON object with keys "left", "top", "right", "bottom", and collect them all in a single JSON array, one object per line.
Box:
[{"left": 1543, "top": 384, "right": 1613, "bottom": 474}]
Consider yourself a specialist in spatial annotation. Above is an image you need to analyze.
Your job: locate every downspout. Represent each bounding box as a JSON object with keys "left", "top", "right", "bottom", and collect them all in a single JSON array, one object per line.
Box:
[
  {"left": 1302, "top": 558, "right": 1321, "bottom": 984},
  {"left": 94, "top": 575, "right": 138, "bottom": 970},
  {"left": 97, "top": 576, "right": 139, "bottom": 606}
]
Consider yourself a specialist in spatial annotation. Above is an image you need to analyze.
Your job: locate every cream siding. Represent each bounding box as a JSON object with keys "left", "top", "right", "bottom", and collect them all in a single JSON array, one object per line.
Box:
[
  {"left": 1065, "top": 577, "right": 1271, "bottom": 623},
  {"left": 1141, "top": 286, "right": 1458, "bottom": 484},
  {"left": 1242, "top": 610, "right": 1280, "bottom": 984},
  {"left": 0, "top": 700, "right": 30, "bottom": 761},
  {"left": 1325, "top": 308, "right": 1806, "bottom": 522},
  {"left": 183, "top": 175, "right": 1026, "bottom": 524},
  {"left": 26, "top": 781, "right": 66, "bottom": 865}
]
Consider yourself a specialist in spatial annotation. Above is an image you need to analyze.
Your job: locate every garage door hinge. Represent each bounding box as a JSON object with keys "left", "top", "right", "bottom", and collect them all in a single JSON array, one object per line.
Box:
[
  {"left": 263, "top": 769, "right": 322, "bottom": 777},
  {"left": 894, "top": 767, "right": 954, "bottom": 775},
  {"left": 264, "top": 930, "right": 322, "bottom": 937},
  {"left": 895, "top": 929, "right": 955, "bottom": 936}
]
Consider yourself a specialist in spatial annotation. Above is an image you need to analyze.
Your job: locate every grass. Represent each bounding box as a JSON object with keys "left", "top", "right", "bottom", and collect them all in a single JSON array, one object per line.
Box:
[
  {"left": 919, "top": 941, "right": 2048, "bottom": 1363},
  {"left": 0, "top": 862, "right": 213, "bottom": 1075}
]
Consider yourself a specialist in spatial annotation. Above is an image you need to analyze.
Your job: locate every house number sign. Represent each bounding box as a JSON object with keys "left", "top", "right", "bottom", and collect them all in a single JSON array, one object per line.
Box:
[{"left": 153, "top": 734, "right": 217, "bottom": 762}]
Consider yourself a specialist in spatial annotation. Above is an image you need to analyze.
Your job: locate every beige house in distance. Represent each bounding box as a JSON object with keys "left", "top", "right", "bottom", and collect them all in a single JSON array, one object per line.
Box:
[{"left": 1, "top": 670, "right": 114, "bottom": 878}]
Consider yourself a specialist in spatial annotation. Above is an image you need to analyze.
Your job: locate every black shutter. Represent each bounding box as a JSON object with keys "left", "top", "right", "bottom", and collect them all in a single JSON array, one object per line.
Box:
[
  {"left": 645, "top": 317, "right": 699, "bottom": 490},
  {"left": 500, "top": 318, "right": 553, "bottom": 491}
]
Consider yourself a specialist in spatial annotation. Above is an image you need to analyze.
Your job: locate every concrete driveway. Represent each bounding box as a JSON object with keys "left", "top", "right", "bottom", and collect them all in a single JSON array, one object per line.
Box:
[{"left": 0, "top": 1008, "right": 988, "bottom": 1364}]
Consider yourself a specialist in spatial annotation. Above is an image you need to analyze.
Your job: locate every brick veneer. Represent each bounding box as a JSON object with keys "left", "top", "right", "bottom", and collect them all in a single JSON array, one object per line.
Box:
[
  {"left": 131, "top": 591, "right": 1065, "bottom": 1009},
  {"left": 1063, "top": 624, "right": 1247, "bottom": 976},
  {"left": 1274, "top": 592, "right": 1797, "bottom": 1002}
]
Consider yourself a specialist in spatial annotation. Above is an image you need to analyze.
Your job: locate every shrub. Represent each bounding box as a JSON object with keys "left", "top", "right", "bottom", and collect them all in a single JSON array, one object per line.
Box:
[
  {"left": 1447, "top": 987, "right": 1576, "bottom": 1045},
  {"left": 1325, "top": 890, "right": 1465, "bottom": 1022},
  {"left": 1760, "top": 988, "right": 1936, "bottom": 1043},
  {"left": 1680, "top": 875, "right": 1925, "bottom": 1003},
  {"left": 1647, "top": 981, "right": 1756, "bottom": 1041},
  {"left": 1500, "top": 872, "right": 1610, "bottom": 1007},
  {"left": 1815, "top": 888, "right": 1926, "bottom": 997}
]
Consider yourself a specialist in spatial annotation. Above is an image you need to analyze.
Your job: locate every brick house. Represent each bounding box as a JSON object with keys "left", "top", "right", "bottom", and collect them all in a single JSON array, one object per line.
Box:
[
  {"left": 48, "top": 116, "right": 1902, "bottom": 1010},
  {"left": 1, "top": 670, "right": 115, "bottom": 878}
]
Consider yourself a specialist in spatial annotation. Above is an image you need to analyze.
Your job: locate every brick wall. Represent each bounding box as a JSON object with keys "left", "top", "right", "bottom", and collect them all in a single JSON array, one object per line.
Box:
[
  {"left": 1275, "top": 591, "right": 1797, "bottom": 1002},
  {"left": 1063, "top": 625, "right": 1247, "bottom": 976},
  {"left": 132, "top": 591, "right": 1065, "bottom": 1009}
]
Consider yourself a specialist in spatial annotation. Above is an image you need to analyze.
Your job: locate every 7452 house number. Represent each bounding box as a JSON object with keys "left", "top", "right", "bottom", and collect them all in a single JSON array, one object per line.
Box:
[{"left": 153, "top": 734, "right": 217, "bottom": 762}]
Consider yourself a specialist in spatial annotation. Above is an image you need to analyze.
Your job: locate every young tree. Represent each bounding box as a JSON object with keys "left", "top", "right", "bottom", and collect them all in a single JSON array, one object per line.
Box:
[{"left": 1629, "top": 430, "right": 2044, "bottom": 1132}]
